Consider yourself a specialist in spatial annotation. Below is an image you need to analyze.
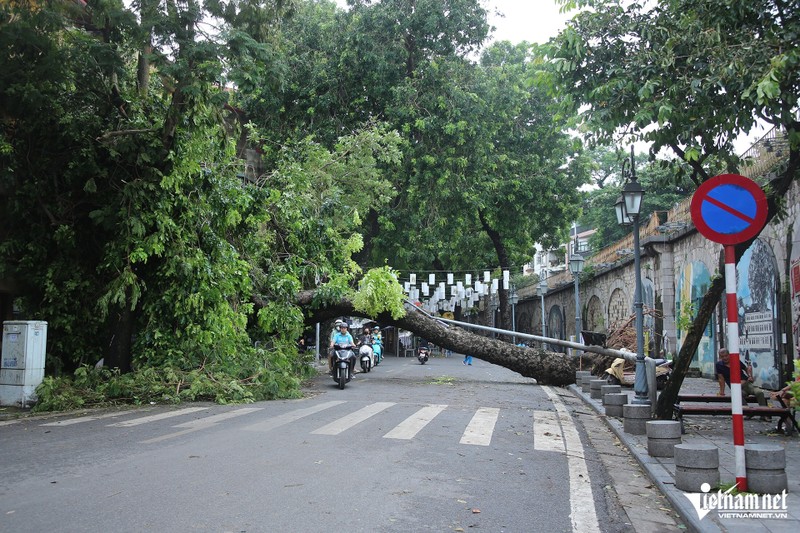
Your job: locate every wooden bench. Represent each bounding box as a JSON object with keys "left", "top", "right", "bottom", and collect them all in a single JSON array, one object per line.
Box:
[
  {"left": 673, "top": 403, "right": 799, "bottom": 435},
  {"left": 676, "top": 394, "right": 757, "bottom": 404}
]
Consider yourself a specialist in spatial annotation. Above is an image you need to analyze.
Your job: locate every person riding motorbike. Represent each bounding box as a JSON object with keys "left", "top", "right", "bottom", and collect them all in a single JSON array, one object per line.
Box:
[
  {"left": 357, "top": 326, "right": 374, "bottom": 368},
  {"left": 358, "top": 325, "right": 373, "bottom": 347},
  {"left": 371, "top": 326, "right": 383, "bottom": 364},
  {"left": 329, "top": 321, "right": 356, "bottom": 375}
]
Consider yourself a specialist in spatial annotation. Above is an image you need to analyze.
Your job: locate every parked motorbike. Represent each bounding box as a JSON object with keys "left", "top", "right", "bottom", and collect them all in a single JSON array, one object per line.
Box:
[
  {"left": 417, "top": 345, "right": 430, "bottom": 365},
  {"left": 332, "top": 344, "right": 355, "bottom": 389},
  {"left": 359, "top": 343, "right": 373, "bottom": 373},
  {"left": 604, "top": 357, "right": 673, "bottom": 390}
]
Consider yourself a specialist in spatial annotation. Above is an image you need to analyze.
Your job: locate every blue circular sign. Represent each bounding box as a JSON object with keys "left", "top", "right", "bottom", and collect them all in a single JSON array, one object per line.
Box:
[{"left": 690, "top": 174, "right": 767, "bottom": 245}]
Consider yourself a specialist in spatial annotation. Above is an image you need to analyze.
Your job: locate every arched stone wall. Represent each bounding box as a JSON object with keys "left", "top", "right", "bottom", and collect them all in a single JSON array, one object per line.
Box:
[
  {"left": 549, "top": 305, "right": 565, "bottom": 353},
  {"left": 608, "top": 287, "right": 629, "bottom": 329},
  {"left": 586, "top": 295, "right": 604, "bottom": 332}
]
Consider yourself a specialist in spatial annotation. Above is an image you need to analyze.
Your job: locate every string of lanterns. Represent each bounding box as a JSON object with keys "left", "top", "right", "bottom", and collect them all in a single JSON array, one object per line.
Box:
[{"left": 402, "top": 270, "right": 512, "bottom": 314}]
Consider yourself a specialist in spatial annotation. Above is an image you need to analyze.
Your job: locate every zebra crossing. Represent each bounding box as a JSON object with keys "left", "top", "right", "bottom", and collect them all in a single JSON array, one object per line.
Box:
[{"left": 26, "top": 397, "right": 574, "bottom": 451}]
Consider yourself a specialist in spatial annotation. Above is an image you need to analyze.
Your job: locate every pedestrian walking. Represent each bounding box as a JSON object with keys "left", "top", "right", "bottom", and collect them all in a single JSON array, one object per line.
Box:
[{"left": 463, "top": 354, "right": 472, "bottom": 365}]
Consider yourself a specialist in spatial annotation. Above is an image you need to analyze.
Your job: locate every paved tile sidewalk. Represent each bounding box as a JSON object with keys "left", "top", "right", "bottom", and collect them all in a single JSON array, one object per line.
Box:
[{"left": 571, "top": 377, "right": 799, "bottom": 533}]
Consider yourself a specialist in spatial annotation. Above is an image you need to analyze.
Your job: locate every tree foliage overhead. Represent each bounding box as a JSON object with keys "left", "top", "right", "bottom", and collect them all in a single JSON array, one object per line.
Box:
[
  {"left": 0, "top": 0, "right": 594, "bottom": 409},
  {"left": 0, "top": 0, "right": 403, "bottom": 405},
  {"left": 552, "top": 0, "right": 799, "bottom": 183}
]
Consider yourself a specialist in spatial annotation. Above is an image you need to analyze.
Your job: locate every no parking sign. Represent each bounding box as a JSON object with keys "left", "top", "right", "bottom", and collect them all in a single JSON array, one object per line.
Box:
[{"left": 690, "top": 173, "right": 767, "bottom": 245}]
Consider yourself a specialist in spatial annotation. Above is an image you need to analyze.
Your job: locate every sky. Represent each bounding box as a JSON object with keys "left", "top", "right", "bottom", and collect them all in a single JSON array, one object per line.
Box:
[
  {"left": 483, "top": 0, "right": 572, "bottom": 45},
  {"left": 332, "top": 1, "right": 573, "bottom": 45}
]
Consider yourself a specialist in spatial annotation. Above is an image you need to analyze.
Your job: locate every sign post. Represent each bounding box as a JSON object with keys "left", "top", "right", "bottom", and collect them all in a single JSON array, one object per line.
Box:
[{"left": 691, "top": 173, "right": 768, "bottom": 492}]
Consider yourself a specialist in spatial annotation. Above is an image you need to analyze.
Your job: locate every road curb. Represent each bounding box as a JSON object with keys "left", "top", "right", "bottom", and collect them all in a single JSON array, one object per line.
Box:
[{"left": 568, "top": 384, "right": 724, "bottom": 533}]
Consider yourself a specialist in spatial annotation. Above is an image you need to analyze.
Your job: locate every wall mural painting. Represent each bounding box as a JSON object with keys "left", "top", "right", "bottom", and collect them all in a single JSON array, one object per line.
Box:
[
  {"left": 676, "top": 261, "right": 715, "bottom": 377},
  {"left": 549, "top": 305, "right": 565, "bottom": 353},
  {"left": 791, "top": 216, "right": 800, "bottom": 363},
  {"left": 736, "top": 239, "right": 780, "bottom": 390}
]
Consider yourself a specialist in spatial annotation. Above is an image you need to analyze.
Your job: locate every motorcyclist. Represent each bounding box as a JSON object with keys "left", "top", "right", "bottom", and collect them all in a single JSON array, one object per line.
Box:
[
  {"left": 329, "top": 321, "right": 356, "bottom": 375},
  {"left": 357, "top": 325, "right": 374, "bottom": 367},
  {"left": 358, "top": 325, "right": 373, "bottom": 346},
  {"left": 371, "top": 326, "right": 383, "bottom": 363}
]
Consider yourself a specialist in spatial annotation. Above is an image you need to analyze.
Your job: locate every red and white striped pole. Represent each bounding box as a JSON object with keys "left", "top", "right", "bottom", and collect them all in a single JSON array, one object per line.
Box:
[{"left": 724, "top": 245, "right": 747, "bottom": 491}]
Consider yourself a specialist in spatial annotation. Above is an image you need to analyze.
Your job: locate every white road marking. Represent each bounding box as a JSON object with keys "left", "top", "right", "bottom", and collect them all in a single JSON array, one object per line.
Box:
[
  {"left": 41, "top": 411, "right": 131, "bottom": 427},
  {"left": 383, "top": 404, "right": 447, "bottom": 440},
  {"left": 141, "top": 407, "right": 263, "bottom": 444},
  {"left": 243, "top": 400, "right": 346, "bottom": 432},
  {"left": 312, "top": 402, "right": 395, "bottom": 435},
  {"left": 0, "top": 419, "right": 20, "bottom": 427},
  {"left": 460, "top": 407, "right": 500, "bottom": 446},
  {"left": 533, "top": 409, "right": 566, "bottom": 453},
  {"left": 107, "top": 407, "right": 209, "bottom": 427},
  {"left": 542, "top": 386, "right": 601, "bottom": 533}
]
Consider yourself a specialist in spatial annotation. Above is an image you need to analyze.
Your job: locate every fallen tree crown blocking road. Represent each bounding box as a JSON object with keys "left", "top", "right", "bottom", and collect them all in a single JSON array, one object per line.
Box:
[{"left": 297, "top": 291, "right": 588, "bottom": 386}]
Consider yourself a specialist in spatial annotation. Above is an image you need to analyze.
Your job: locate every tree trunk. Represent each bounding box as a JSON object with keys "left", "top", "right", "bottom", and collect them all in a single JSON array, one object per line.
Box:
[{"left": 106, "top": 292, "right": 134, "bottom": 373}]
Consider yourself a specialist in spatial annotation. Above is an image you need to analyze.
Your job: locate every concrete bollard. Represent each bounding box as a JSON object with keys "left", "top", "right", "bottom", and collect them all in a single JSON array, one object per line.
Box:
[
  {"left": 604, "top": 393, "right": 629, "bottom": 417},
  {"left": 674, "top": 444, "right": 719, "bottom": 492},
  {"left": 745, "top": 444, "right": 788, "bottom": 494},
  {"left": 575, "top": 370, "right": 591, "bottom": 383},
  {"left": 580, "top": 374, "right": 594, "bottom": 393},
  {"left": 623, "top": 403, "right": 651, "bottom": 435},
  {"left": 646, "top": 420, "right": 682, "bottom": 457},
  {"left": 601, "top": 384, "right": 622, "bottom": 405},
  {"left": 589, "top": 379, "right": 607, "bottom": 399}
]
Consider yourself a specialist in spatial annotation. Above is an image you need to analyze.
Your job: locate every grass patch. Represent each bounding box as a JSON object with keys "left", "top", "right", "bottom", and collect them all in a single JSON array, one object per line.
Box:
[{"left": 429, "top": 375, "right": 457, "bottom": 385}]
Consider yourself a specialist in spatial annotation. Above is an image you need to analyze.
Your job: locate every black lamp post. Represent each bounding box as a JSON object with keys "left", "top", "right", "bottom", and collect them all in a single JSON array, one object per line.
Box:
[
  {"left": 615, "top": 146, "right": 647, "bottom": 404},
  {"left": 568, "top": 247, "right": 585, "bottom": 358}
]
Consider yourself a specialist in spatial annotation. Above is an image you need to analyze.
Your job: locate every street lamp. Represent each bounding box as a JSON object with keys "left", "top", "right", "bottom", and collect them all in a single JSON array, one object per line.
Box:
[
  {"left": 568, "top": 247, "right": 584, "bottom": 358},
  {"left": 615, "top": 145, "right": 647, "bottom": 404},
  {"left": 509, "top": 285, "right": 519, "bottom": 345},
  {"left": 537, "top": 276, "right": 548, "bottom": 350}
]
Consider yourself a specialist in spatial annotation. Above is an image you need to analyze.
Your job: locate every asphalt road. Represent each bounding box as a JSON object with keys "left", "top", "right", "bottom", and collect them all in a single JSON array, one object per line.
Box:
[{"left": 0, "top": 355, "right": 672, "bottom": 532}]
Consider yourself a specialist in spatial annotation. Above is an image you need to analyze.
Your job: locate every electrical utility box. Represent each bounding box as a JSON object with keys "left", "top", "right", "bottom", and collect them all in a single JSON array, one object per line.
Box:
[{"left": 1, "top": 321, "right": 48, "bottom": 407}]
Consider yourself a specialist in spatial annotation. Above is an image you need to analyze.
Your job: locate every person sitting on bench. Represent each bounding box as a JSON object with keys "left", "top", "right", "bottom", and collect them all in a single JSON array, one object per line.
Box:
[{"left": 716, "top": 348, "right": 768, "bottom": 418}]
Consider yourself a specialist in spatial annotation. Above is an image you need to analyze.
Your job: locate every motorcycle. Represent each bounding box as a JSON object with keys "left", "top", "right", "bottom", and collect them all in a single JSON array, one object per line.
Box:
[
  {"left": 332, "top": 344, "right": 355, "bottom": 389},
  {"left": 417, "top": 345, "right": 430, "bottom": 365},
  {"left": 371, "top": 336, "right": 383, "bottom": 365},
  {"left": 604, "top": 357, "right": 673, "bottom": 390},
  {"left": 359, "top": 343, "right": 373, "bottom": 373}
]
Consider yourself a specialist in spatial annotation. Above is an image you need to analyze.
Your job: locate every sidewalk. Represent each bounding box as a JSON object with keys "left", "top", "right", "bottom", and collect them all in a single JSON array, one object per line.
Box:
[{"left": 571, "top": 377, "right": 799, "bottom": 533}]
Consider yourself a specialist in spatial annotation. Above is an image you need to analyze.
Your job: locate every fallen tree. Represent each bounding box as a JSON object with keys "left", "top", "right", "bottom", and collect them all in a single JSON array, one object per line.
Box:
[{"left": 297, "top": 290, "right": 581, "bottom": 386}]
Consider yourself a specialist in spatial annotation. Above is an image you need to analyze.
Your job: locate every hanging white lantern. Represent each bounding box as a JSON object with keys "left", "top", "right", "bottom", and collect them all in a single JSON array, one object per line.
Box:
[
  {"left": 429, "top": 273, "right": 436, "bottom": 286},
  {"left": 491, "top": 278, "right": 498, "bottom": 293},
  {"left": 484, "top": 271, "right": 490, "bottom": 283},
  {"left": 465, "top": 274, "right": 472, "bottom": 285},
  {"left": 410, "top": 273, "right": 417, "bottom": 285},
  {"left": 422, "top": 282, "right": 429, "bottom": 296},
  {"left": 404, "top": 281, "right": 411, "bottom": 292}
]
